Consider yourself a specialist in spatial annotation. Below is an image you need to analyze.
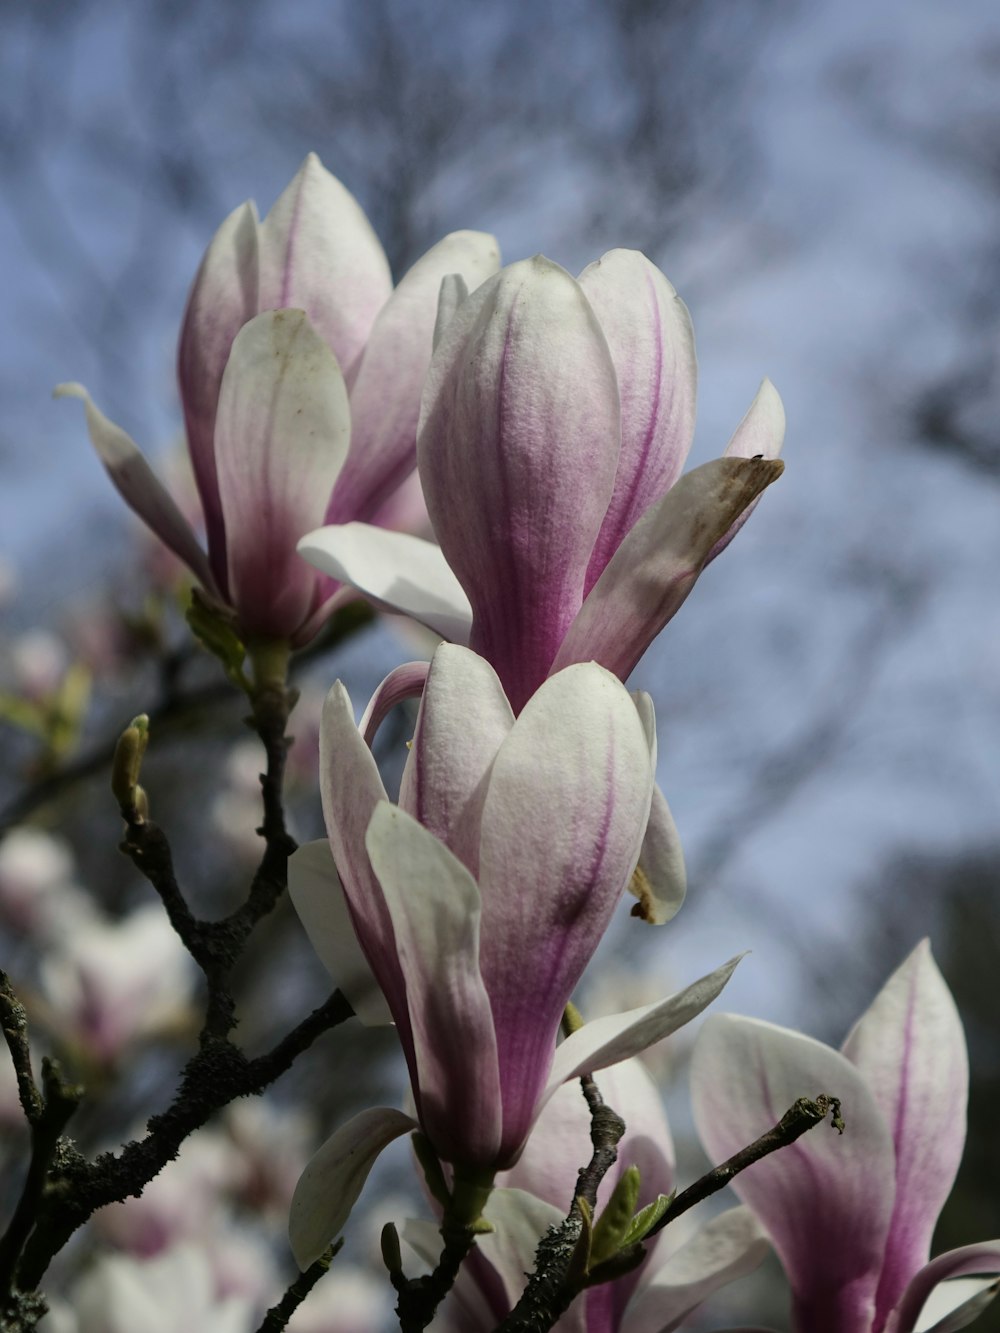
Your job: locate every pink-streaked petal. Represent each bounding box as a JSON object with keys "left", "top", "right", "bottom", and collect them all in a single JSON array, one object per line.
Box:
[
  {"left": 289, "top": 581, "right": 356, "bottom": 649},
  {"left": 842, "top": 940, "right": 968, "bottom": 1322},
  {"left": 318, "top": 681, "right": 406, "bottom": 1026},
  {"left": 888, "top": 1245, "right": 1000, "bottom": 1333},
  {"left": 368, "top": 466, "right": 432, "bottom": 540},
  {"left": 632, "top": 783, "right": 687, "bottom": 925},
  {"left": 298, "top": 523, "right": 472, "bottom": 644},
  {"left": 707, "top": 379, "right": 786, "bottom": 563},
  {"left": 55, "top": 384, "right": 219, "bottom": 597},
  {"left": 365, "top": 803, "right": 503, "bottom": 1167},
  {"left": 358, "top": 661, "right": 430, "bottom": 747},
  {"left": 578, "top": 250, "right": 697, "bottom": 586},
  {"left": 418, "top": 256, "right": 620, "bottom": 713},
  {"left": 501, "top": 1056, "right": 674, "bottom": 1217},
  {"left": 477, "top": 664, "right": 654, "bottom": 1162},
  {"left": 398, "top": 644, "right": 514, "bottom": 877},
  {"left": 691, "top": 1013, "right": 894, "bottom": 1333},
  {"left": 624, "top": 1207, "right": 770, "bottom": 1333},
  {"left": 551, "top": 456, "right": 785, "bottom": 682},
  {"left": 176, "top": 199, "right": 260, "bottom": 570},
  {"left": 257, "top": 153, "right": 392, "bottom": 384},
  {"left": 543, "top": 955, "right": 742, "bottom": 1108},
  {"left": 288, "top": 1107, "right": 417, "bottom": 1267},
  {"left": 215, "top": 309, "right": 350, "bottom": 640},
  {"left": 328, "top": 230, "right": 501, "bottom": 524},
  {"left": 286, "top": 840, "right": 392, "bottom": 1027}
]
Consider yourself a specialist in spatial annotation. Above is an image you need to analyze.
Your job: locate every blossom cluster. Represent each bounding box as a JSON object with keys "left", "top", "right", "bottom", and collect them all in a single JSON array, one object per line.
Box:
[{"left": 20, "top": 153, "right": 997, "bottom": 1331}]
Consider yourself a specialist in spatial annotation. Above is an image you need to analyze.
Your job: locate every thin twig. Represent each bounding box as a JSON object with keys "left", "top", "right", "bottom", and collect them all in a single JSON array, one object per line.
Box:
[
  {"left": 255, "top": 1244, "right": 341, "bottom": 1333},
  {"left": 573, "top": 1073, "right": 625, "bottom": 1212},
  {"left": 645, "top": 1093, "right": 844, "bottom": 1238}
]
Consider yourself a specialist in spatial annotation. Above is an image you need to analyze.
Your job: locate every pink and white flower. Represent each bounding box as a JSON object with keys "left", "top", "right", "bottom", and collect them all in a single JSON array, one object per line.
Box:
[
  {"left": 691, "top": 941, "right": 1000, "bottom": 1333},
  {"left": 59, "top": 154, "right": 499, "bottom": 645},
  {"left": 286, "top": 644, "right": 740, "bottom": 1265},
  {"left": 299, "top": 250, "right": 784, "bottom": 705}
]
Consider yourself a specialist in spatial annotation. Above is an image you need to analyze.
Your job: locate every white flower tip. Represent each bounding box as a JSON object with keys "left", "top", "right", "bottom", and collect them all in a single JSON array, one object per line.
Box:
[
  {"left": 758, "top": 375, "right": 784, "bottom": 412},
  {"left": 53, "top": 382, "right": 87, "bottom": 402}
]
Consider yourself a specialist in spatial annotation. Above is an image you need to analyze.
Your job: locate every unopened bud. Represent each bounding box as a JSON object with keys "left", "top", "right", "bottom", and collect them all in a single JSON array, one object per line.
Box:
[
  {"left": 380, "top": 1221, "right": 403, "bottom": 1276},
  {"left": 111, "top": 714, "right": 149, "bottom": 816}
]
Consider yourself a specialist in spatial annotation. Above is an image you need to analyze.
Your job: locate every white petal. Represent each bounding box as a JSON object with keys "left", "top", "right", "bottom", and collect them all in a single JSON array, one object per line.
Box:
[
  {"left": 286, "top": 840, "right": 392, "bottom": 1026},
  {"left": 541, "top": 956, "right": 742, "bottom": 1107},
  {"left": 298, "top": 523, "right": 472, "bottom": 643},
  {"left": 365, "top": 804, "right": 503, "bottom": 1165},
  {"left": 434, "top": 273, "right": 470, "bottom": 349},
  {"left": 708, "top": 379, "right": 786, "bottom": 561},
  {"left": 215, "top": 308, "right": 350, "bottom": 638},
  {"left": 724, "top": 378, "right": 785, "bottom": 460},
  {"left": 481, "top": 1189, "right": 572, "bottom": 1316},
  {"left": 915, "top": 1277, "right": 1000, "bottom": 1333},
  {"left": 399, "top": 643, "right": 513, "bottom": 876},
  {"left": 288, "top": 1107, "right": 417, "bottom": 1268},
  {"left": 624, "top": 1207, "right": 770, "bottom": 1333}
]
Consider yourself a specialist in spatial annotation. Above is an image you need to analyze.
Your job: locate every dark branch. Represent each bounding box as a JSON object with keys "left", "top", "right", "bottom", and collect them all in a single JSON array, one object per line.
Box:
[
  {"left": 255, "top": 1244, "right": 341, "bottom": 1333},
  {"left": 0, "top": 1058, "right": 82, "bottom": 1305},
  {"left": 494, "top": 1072, "right": 626, "bottom": 1333},
  {"left": 390, "top": 1167, "right": 495, "bottom": 1333},
  {"left": 573, "top": 1072, "right": 625, "bottom": 1213},
  {"left": 14, "top": 989, "right": 353, "bottom": 1291},
  {"left": 0, "top": 975, "right": 43, "bottom": 1124}
]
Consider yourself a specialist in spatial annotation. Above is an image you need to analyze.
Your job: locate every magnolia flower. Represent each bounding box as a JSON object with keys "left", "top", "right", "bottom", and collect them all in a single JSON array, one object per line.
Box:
[
  {"left": 43, "top": 1244, "right": 254, "bottom": 1333},
  {"left": 691, "top": 941, "right": 1000, "bottom": 1333},
  {"left": 40, "top": 904, "right": 195, "bottom": 1067},
  {"left": 0, "top": 826, "right": 91, "bottom": 940},
  {"left": 406, "top": 1057, "right": 768, "bottom": 1332},
  {"left": 300, "top": 250, "right": 785, "bottom": 709},
  {"left": 286, "top": 643, "right": 740, "bottom": 1265},
  {"left": 58, "top": 154, "right": 499, "bottom": 646}
]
